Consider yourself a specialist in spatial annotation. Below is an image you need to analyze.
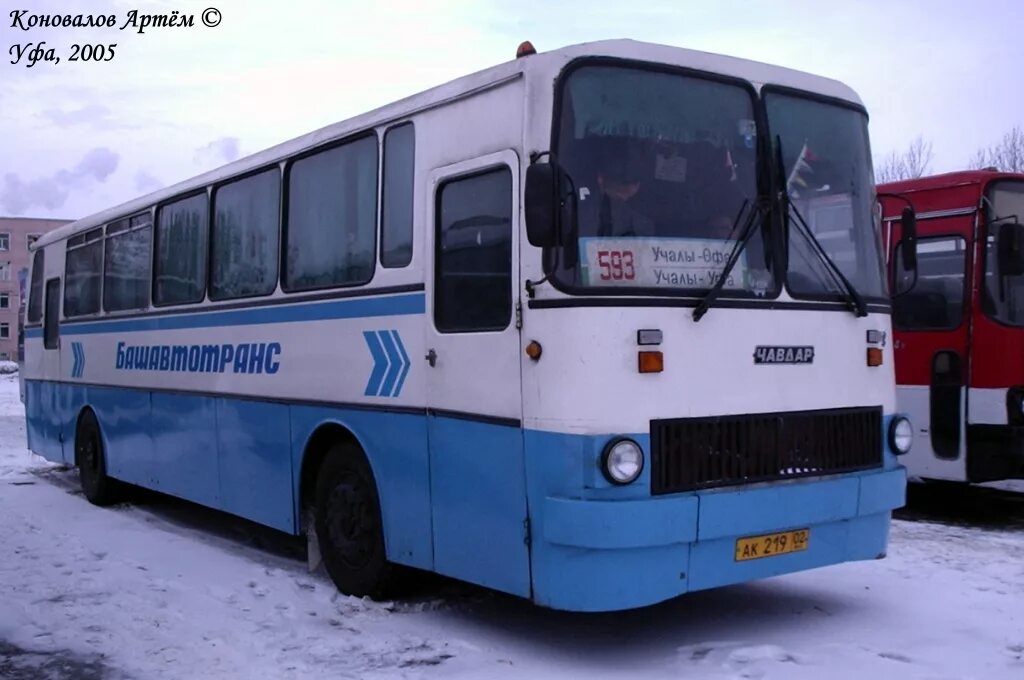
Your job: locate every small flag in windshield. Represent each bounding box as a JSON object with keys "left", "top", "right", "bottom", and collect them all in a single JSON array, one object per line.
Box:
[{"left": 787, "top": 141, "right": 817, "bottom": 197}]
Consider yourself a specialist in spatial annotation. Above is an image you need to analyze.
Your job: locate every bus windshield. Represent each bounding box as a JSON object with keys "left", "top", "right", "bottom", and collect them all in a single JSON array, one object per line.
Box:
[
  {"left": 765, "top": 91, "right": 887, "bottom": 300},
  {"left": 552, "top": 64, "right": 774, "bottom": 296},
  {"left": 983, "top": 180, "right": 1024, "bottom": 325}
]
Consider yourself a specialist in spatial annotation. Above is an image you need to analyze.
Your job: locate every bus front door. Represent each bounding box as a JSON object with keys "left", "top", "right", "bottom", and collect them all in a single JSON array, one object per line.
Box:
[
  {"left": 424, "top": 151, "right": 530, "bottom": 597},
  {"left": 892, "top": 233, "right": 971, "bottom": 480},
  {"left": 37, "top": 277, "right": 66, "bottom": 461}
]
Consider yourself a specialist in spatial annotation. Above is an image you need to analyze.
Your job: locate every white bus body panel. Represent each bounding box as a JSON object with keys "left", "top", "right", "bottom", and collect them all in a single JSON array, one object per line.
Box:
[
  {"left": 521, "top": 306, "right": 896, "bottom": 435},
  {"left": 896, "top": 385, "right": 967, "bottom": 481}
]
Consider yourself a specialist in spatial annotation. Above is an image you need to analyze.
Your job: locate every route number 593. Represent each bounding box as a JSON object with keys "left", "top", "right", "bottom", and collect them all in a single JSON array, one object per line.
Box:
[{"left": 597, "top": 250, "right": 636, "bottom": 281}]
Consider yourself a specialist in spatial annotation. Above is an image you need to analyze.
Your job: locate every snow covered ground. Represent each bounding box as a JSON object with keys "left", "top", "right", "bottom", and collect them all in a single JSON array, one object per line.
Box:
[{"left": 1, "top": 372, "right": 1022, "bottom": 680}]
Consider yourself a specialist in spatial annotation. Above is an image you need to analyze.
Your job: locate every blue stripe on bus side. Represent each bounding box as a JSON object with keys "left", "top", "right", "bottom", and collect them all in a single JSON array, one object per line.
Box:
[
  {"left": 23, "top": 379, "right": 436, "bottom": 570},
  {"left": 23, "top": 292, "right": 426, "bottom": 338}
]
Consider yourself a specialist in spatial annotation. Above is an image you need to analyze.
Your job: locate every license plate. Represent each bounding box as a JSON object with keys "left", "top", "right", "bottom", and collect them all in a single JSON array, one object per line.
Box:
[{"left": 734, "top": 528, "right": 810, "bottom": 561}]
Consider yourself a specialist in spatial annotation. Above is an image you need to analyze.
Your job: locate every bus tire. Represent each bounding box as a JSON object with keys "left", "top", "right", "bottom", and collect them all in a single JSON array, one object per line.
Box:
[
  {"left": 314, "top": 442, "right": 396, "bottom": 599},
  {"left": 75, "top": 410, "right": 120, "bottom": 506}
]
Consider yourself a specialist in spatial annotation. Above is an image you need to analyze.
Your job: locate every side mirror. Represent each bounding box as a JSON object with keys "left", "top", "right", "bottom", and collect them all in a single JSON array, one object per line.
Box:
[
  {"left": 998, "top": 222, "right": 1024, "bottom": 276},
  {"left": 900, "top": 206, "right": 918, "bottom": 273},
  {"left": 525, "top": 163, "right": 560, "bottom": 248},
  {"left": 525, "top": 161, "right": 577, "bottom": 249}
]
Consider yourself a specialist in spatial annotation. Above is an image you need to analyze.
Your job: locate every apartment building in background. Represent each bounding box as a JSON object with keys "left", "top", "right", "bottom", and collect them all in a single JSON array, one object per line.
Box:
[{"left": 0, "top": 217, "right": 72, "bottom": 361}]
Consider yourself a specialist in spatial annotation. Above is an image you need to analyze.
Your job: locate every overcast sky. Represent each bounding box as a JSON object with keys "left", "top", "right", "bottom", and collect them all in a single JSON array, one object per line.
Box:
[{"left": 2, "top": 0, "right": 1021, "bottom": 220}]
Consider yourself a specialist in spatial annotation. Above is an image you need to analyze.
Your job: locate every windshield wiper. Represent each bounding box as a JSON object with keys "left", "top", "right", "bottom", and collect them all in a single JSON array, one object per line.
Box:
[
  {"left": 775, "top": 137, "right": 867, "bottom": 318},
  {"left": 692, "top": 198, "right": 766, "bottom": 322}
]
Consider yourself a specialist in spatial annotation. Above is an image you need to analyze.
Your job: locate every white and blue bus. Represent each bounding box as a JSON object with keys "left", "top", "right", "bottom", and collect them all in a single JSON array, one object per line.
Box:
[{"left": 21, "top": 40, "right": 913, "bottom": 612}]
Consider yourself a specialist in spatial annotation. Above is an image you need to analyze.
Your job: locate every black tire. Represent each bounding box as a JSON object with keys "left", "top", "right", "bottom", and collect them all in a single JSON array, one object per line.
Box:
[
  {"left": 75, "top": 410, "right": 120, "bottom": 506},
  {"left": 314, "top": 442, "right": 396, "bottom": 599}
]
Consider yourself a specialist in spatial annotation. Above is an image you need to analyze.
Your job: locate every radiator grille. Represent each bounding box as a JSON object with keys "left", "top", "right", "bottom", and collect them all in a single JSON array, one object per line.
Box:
[{"left": 650, "top": 406, "right": 883, "bottom": 495}]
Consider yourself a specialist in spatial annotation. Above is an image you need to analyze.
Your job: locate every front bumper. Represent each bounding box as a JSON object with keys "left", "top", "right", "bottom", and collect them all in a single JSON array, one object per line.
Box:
[{"left": 531, "top": 465, "right": 906, "bottom": 612}]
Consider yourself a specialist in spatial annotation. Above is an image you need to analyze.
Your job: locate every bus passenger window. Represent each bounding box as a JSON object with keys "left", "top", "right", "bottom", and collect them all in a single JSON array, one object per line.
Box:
[
  {"left": 434, "top": 167, "right": 512, "bottom": 332},
  {"left": 382, "top": 123, "right": 415, "bottom": 268},
  {"left": 155, "top": 193, "right": 209, "bottom": 305},
  {"left": 27, "top": 249, "right": 44, "bottom": 323},
  {"left": 892, "top": 235, "right": 966, "bottom": 331},
  {"left": 285, "top": 135, "right": 377, "bottom": 292},
  {"left": 104, "top": 213, "right": 152, "bottom": 311},
  {"left": 44, "top": 278, "right": 60, "bottom": 350},
  {"left": 211, "top": 168, "right": 280, "bottom": 300},
  {"left": 64, "top": 228, "right": 103, "bottom": 317}
]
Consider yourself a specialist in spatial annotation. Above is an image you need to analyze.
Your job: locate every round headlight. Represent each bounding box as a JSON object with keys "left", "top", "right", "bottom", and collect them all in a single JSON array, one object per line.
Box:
[
  {"left": 602, "top": 438, "right": 644, "bottom": 485},
  {"left": 888, "top": 416, "right": 913, "bottom": 455}
]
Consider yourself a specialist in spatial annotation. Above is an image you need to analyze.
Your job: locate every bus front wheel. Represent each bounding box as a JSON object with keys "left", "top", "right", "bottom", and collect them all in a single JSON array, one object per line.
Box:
[
  {"left": 75, "top": 410, "right": 120, "bottom": 506},
  {"left": 314, "top": 442, "right": 396, "bottom": 599}
]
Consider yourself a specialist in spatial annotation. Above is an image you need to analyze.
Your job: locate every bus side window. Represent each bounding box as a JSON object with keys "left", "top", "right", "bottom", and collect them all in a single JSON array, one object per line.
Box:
[
  {"left": 284, "top": 134, "right": 378, "bottom": 292},
  {"left": 154, "top": 193, "right": 209, "bottom": 306},
  {"left": 892, "top": 235, "right": 966, "bottom": 331},
  {"left": 64, "top": 228, "right": 104, "bottom": 317},
  {"left": 434, "top": 167, "right": 513, "bottom": 332},
  {"left": 44, "top": 278, "right": 61, "bottom": 350},
  {"left": 210, "top": 168, "right": 280, "bottom": 300},
  {"left": 27, "top": 249, "right": 44, "bottom": 323},
  {"left": 381, "top": 122, "right": 415, "bottom": 268},
  {"left": 104, "top": 213, "right": 153, "bottom": 312}
]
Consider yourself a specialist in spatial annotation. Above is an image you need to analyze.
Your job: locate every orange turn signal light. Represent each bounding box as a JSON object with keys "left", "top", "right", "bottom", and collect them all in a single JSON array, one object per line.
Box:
[
  {"left": 867, "top": 347, "right": 883, "bottom": 367},
  {"left": 638, "top": 351, "right": 664, "bottom": 373},
  {"left": 526, "top": 341, "right": 542, "bottom": 361}
]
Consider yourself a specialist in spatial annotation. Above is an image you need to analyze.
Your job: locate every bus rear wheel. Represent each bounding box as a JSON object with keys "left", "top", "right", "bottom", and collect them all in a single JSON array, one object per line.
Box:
[
  {"left": 314, "top": 442, "right": 396, "bottom": 599},
  {"left": 75, "top": 410, "right": 120, "bottom": 506}
]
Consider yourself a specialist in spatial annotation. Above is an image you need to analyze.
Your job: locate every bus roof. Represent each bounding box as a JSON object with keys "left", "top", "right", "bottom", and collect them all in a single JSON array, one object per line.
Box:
[
  {"left": 37, "top": 39, "right": 865, "bottom": 250},
  {"left": 879, "top": 169, "right": 1024, "bottom": 194}
]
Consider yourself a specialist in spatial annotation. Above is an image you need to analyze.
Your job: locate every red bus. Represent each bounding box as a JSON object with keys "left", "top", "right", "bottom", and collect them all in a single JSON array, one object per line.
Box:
[{"left": 879, "top": 170, "right": 1024, "bottom": 483}]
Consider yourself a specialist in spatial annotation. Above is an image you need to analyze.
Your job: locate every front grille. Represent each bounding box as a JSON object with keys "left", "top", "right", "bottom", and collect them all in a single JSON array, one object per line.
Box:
[{"left": 650, "top": 406, "right": 883, "bottom": 495}]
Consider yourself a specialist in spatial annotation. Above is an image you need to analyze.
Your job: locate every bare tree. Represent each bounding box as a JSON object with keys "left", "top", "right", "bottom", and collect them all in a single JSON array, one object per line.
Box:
[
  {"left": 875, "top": 152, "right": 904, "bottom": 184},
  {"left": 903, "top": 136, "right": 934, "bottom": 178},
  {"left": 876, "top": 136, "right": 934, "bottom": 183},
  {"left": 969, "top": 125, "right": 1024, "bottom": 172},
  {"left": 968, "top": 148, "right": 991, "bottom": 170}
]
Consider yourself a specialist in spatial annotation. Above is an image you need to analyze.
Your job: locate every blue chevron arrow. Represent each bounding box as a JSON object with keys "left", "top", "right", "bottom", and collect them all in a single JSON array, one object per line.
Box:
[
  {"left": 363, "top": 330, "right": 410, "bottom": 397},
  {"left": 390, "top": 331, "right": 411, "bottom": 397},
  {"left": 378, "top": 330, "right": 403, "bottom": 397},
  {"left": 363, "top": 331, "right": 388, "bottom": 396},
  {"left": 71, "top": 341, "right": 85, "bottom": 378}
]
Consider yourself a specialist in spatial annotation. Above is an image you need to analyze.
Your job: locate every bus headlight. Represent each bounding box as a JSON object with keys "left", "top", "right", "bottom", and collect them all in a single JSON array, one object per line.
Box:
[
  {"left": 888, "top": 417, "right": 913, "bottom": 455},
  {"left": 602, "top": 438, "right": 644, "bottom": 485}
]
